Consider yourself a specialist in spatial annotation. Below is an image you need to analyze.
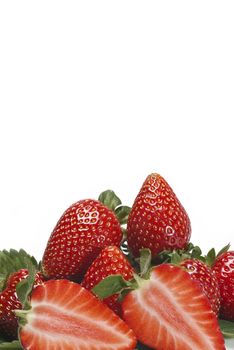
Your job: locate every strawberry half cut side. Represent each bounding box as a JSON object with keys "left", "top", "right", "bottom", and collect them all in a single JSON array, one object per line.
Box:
[{"left": 17, "top": 279, "right": 137, "bottom": 350}]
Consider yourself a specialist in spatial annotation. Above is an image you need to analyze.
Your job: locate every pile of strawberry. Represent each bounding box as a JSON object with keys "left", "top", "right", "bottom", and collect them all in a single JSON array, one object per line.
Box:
[{"left": 0, "top": 173, "right": 234, "bottom": 350}]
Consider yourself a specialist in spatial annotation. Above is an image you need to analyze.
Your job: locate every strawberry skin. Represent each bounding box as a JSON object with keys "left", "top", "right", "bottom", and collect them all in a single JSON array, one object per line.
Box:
[
  {"left": 42, "top": 199, "right": 123, "bottom": 280},
  {"left": 212, "top": 250, "right": 234, "bottom": 321},
  {"left": 0, "top": 269, "right": 44, "bottom": 340},
  {"left": 82, "top": 246, "right": 134, "bottom": 316},
  {"left": 122, "top": 264, "right": 225, "bottom": 350},
  {"left": 180, "top": 258, "right": 220, "bottom": 315},
  {"left": 19, "top": 279, "right": 137, "bottom": 350},
  {"left": 127, "top": 174, "right": 191, "bottom": 258}
]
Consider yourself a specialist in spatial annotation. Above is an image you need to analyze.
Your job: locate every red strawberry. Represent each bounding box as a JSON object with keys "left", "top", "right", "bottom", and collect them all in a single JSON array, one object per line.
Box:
[
  {"left": 127, "top": 173, "right": 191, "bottom": 258},
  {"left": 180, "top": 258, "right": 220, "bottom": 315},
  {"left": 121, "top": 264, "right": 225, "bottom": 350},
  {"left": 0, "top": 269, "right": 44, "bottom": 340},
  {"left": 212, "top": 250, "right": 234, "bottom": 321},
  {"left": 18, "top": 279, "right": 137, "bottom": 350},
  {"left": 42, "top": 199, "right": 123, "bottom": 280},
  {"left": 82, "top": 246, "right": 134, "bottom": 315}
]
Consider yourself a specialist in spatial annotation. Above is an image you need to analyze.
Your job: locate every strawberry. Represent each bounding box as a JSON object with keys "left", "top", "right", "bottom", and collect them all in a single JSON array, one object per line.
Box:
[
  {"left": 17, "top": 279, "right": 137, "bottom": 350},
  {"left": 82, "top": 246, "right": 134, "bottom": 316},
  {"left": 94, "top": 264, "right": 225, "bottom": 350},
  {"left": 180, "top": 258, "right": 220, "bottom": 315},
  {"left": 0, "top": 269, "right": 44, "bottom": 340},
  {"left": 42, "top": 197, "right": 125, "bottom": 281},
  {"left": 212, "top": 250, "right": 234, "bottom": 321},
  {"left": 127, "top": 173, "right": 191, "bottom": 258}
]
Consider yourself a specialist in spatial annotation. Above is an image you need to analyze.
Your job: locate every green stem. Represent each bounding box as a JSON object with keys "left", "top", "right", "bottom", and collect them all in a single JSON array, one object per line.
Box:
[{"left": 14, "top": 308, "right": 31, "bottom": 327}]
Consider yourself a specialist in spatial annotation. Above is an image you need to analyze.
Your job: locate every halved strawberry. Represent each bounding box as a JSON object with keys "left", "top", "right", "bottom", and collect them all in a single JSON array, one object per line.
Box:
[
  {"left": 18, "top": 279, "right": 137, "bottom": 350},
  {"left": 122, "top": 264, "right": 224, "bottom": 350},
  {"left": 127, "top": 173, "right": 191, "bottom": 258},
  {"left": 94, "top": 264, "right": 225, "bottom": 350},
  {"left": 81, "top": 246, "right": 134, "bottom": 315}
]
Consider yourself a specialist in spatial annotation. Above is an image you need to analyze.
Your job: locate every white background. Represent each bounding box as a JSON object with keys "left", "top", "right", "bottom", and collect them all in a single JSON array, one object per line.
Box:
[{"left": 0, "top": 2, "right": 234, "bottom": 347}]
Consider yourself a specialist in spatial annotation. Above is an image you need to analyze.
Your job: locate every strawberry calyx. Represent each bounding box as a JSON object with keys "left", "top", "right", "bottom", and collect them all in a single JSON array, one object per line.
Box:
[
  {"left": 98, "top": 190, "right": 132, "bottom": 258},
  {"left": 205, "top": 243, "right": 231, "bottom": 266},
  {"left": 156, "top": 242, "right": 231, "bottom": 267},
  {"left": 137, "top": 248, "right": 152, "bottom": 279},
  {"left": 14, "top": 262, "right": 37, "bottom": 332},
  {"left": 156, "top": 242, "right": 204, "bottom": 264},
  {"left": 92, "top": 249, "right": 152, "bottom": 300},
  {"left": 219, "top": 319, "right": 234, "bottom": 338},
  {"left": 98, "top": 190, "right": 131, "bottom": 226},
  {"left": 0, "top": 340, "right": 22, "bottom": 349}
]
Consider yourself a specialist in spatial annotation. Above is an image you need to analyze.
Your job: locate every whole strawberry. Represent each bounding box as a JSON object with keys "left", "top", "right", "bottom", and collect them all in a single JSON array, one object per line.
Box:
[
  {"left": 212, "top": 250, "right": 234, "bottom": 321},
  {"left": 82, "top": 246, "right": 134, "bottom": 316},
  {"left": 127, "top": 173, "right": 191, "bottom": 258},
  {"left": 180, "top": 258, "right": 220, "bottom": 315},
  {"left": 42, "top": 194, "right": 128, "bottom": 281},
  {"left": 0, "top": 269, "right": 44, "bottom": 340}
]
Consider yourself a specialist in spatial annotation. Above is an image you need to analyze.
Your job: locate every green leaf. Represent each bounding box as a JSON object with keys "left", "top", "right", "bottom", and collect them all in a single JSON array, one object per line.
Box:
[
  {"left": 139, "top": 249, "right": 152, "bottom": 278},
  {"left": 0, "top": 249, "right": 38, "bottom": 292},
  {"left": 98, "top": 190, "right": 122, "bottom": 211},
  {"left": 92, "top": 274, "right": 132, "bottom": 299},
  {"left": 0, "top": 274, "right": 6, "bottom": 291},
  {"left": 16, "top": 260, "right": 36, "bottom": 309},
  {"left": 115, "top": 205, "right": 131, "bottom": 225},
  {"left": 186, "top": 242, "right": 195, "bottom": 252},
  {"left": 198, "top": 256, "right": 206, "bottom": 262},
  {"left": 217, "top": 243, "right": 231, "bottom": 257},
  {"left": 0, "top": 340, "right": 22, "bottom": 349},
  {"left": 205, "top": 248, "right": 216, "bottom": 266},
  {"left": 170, "top": 251, "right": 183, "bottom": 265},
  {"left": 191, "top": 246, "right": 202, "bottom": 259},
  {"left": 219, "top": 319, "right": 234, "bottom": 338}
]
